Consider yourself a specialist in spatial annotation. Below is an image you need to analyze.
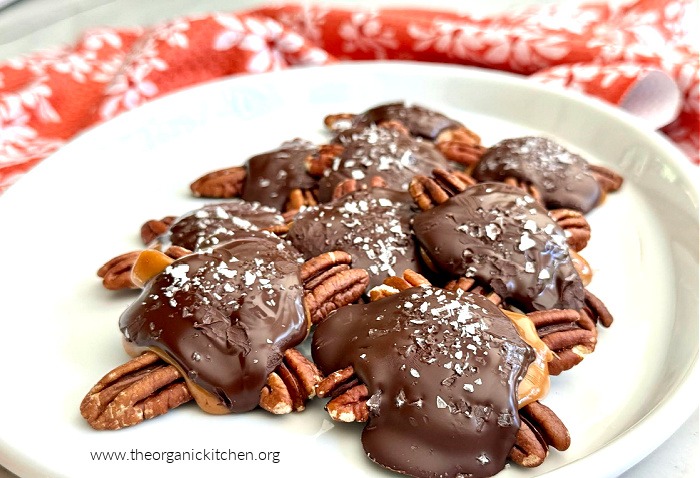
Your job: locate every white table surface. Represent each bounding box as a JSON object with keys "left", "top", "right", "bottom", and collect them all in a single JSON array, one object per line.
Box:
[{"left": 0, "top": 1, "right": 697, "bottom": 477}]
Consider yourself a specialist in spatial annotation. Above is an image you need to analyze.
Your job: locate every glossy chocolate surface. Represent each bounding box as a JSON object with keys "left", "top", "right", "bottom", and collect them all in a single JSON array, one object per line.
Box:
[
  {"left": 412, "top": 182, "right": 584, "bottom": 311},
  {"left": 287, "top": 188, "right": 421, "bottom": 290},
  {"left": 312, "top": 286, "right": 533, "bottom": 478},
  {"left": 343, "top": 102, "right": 463, "bottom": 140},
  {"left": 241, "top": 139, "right": 318, "bottom": 211},
  {"left": 319, "top": 125, "right": 448, "bottom": 202},
  {"left": 120, "top": 230, "right": 306, "bottom": 413},
  {"left": 158, "top": 200, "right": 284, "bottom": 251},
  {"left": 472, "top": 136, "right": 602, "bottom": 213}
]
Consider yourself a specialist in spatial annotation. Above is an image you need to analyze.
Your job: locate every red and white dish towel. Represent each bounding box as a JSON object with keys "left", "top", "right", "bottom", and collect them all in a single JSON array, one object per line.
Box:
[{"left": 0, "top": 0, "right": 697, "bottom": 193}]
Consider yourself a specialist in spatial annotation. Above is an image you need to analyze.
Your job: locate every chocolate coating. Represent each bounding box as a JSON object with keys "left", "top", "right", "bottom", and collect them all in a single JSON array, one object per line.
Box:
[
  {"left": 286, "top": 188, "right": 421, "bottom": 290},
  {"left": 158, "top": 200, "right": 284, "bottom": 251},
  {"left": 319, "top": 125, "right": 448, "bottom": 202},
  {"left": 120, "top": 230, "right": 307, "bottom": 413},
  {"left": 472, "top": 136, "right": 602, "bottom": 213},
  {"left": 342, "top": 102, "right": 463, "bottom": 140},
  {"left": 241, "top": 139, "right": 318, "bottom": 211},
  {"left": 412, "top": 182, "right": 584, "bottom": 311},
  {"left": 312, "top": 286, "right": 534, "bottom": 478}
]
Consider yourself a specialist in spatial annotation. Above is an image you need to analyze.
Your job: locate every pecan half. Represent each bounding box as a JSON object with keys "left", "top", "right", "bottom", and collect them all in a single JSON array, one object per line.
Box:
[
  {"left": 260, "top": 349, "right": 323, "bottom": 414},
  {"left": 331, "top": 176, "right": 387, "bottom": 200},
  {"left": 435, "top": 126, "right": 486, "bottom": 169},
  {"left": 522, "top": 401, "right": 571, "bottom": 451},
  {"left": 589, "top": 164, "right": 624, "bottom": 193},
  {"left": 409, "top": 169, "right": 475, "bottom": 211},
  {"left": 583, "top": 289, "right": 614, "bottom": 328},
  {"left": 263, "top": 222, "right": 292, "bottom": 236},
  {"left": 549, "top": 208, "right": 591, "bottom": 252},
  {"left": 510, "top": 416, "right": 547, "bottom": 467},
  {"left": 163, "top": 245, "right": 192, "bottom": 259},
  {"left": 526, "top": 309, "right": 597, "bottom": 375},
  {"left": 285, "top": 188, "right": 318, "bottom": 216},
  {"left": 190, "top": 166, "right": 247, "bottom": 198},
  {"left": 98, "top": 246, "right": 191, "bottom": 291},
  {"left": 97, "top": 250, "right": 142, "bottom": 290},
  {"left": 436, "top": 126, "right": 482, "bottom": 148},
  {"left": 317, "top": 365, "right": 369, "bottom": 422},
  {"left": 332, "top": 178, "right": 360, "bottom": 200},
  {"left": 259, "top": 371, "right": 293, "bottom": 414},
  {"left": 510, "top": 401, "right": 570, "bottom": 467},
  {"left": 325, "top": 384, "right": 370, "bottom": 422},
  {"left": 369, "top": 269, "right": 431, "bottom": 301},
  {"left": 80, "top": 351, "right": 192, "bottom": 430},
  {"left": 377, "top": 119, "right": 410, "bottom": 136},
  {"left": 432, "top": 168, "right": 476, "bottom": 193},
  {"left": 306, "top": 143, "right": 345, "bottom": 178},
  {"left": 444, "top": 276, "right": 503, "bottom": 306},
  {"left": 437, "top": 142, "right": 486, "bottom": 169},
  {"left": 323, "top": 113, "right": 355, "bottom": 132},
  {"left": 502, "top": 176, "right": 544, "bottom": 205},
  {"left": 316, "top": 366, "right": 357, "bottom": 398},
  {"left": 301, "top": 251, "right": 370, "bottom": 325},
  {"left": 409, "top": 175, "right": 448, "bottom": 211},
  {"left": 140, "top": 216, "right": 176, "bottom": 245},
  {"left": 283, "top": 348, "right": 323, "bottom": 400}
]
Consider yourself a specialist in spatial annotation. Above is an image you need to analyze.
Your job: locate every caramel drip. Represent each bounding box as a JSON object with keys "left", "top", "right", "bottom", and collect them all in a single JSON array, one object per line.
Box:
[
  {"left": 570, "top": 249, "right": 593, "bottom": 286},
  {"left": 502, "top": 310, "right": 552, "bottom": 408},
  {"left": 131, "top": 249, "right": 175, "bottom": 288}
]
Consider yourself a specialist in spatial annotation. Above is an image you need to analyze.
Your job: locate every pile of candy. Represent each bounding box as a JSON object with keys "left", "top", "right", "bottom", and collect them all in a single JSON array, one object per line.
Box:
[{"left": 81, "top": 102, "right": 623, "bottom": 478}]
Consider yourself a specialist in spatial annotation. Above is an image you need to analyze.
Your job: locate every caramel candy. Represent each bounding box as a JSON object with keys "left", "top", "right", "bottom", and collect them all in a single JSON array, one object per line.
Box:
[
  {"left": 412, "top": 182, "right": 584, "bottom": 311},
  {"left": 318, "top": 125, "right": 448, "bottom": 202},
  {"left": 472, "top": 137, "right": 603, "bottom": 213},
  {"left": 570, "top": 249, "right": 593, "bottom": 286},
  {"left": 120, "top": 230, "right": 307, "bottom": 414},
  {"left": 286, "top": 188, "right": 422, "bottom": 291},
  {"left": 312, "top": 286, "right": 534, "bottom": 478}
]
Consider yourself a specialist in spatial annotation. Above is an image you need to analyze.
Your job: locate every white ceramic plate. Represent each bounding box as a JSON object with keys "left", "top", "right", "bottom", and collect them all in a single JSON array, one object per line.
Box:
[{"left": 0, "top": 62, "right": 697, "bottom": 478}]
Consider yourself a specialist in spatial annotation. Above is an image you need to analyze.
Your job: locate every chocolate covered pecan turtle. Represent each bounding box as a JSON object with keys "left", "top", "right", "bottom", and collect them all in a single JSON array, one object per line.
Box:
[
  {"left": 81, "top": 231, "right": 369, "bottom": 429},
  {"left": 312, "top": 271, "right": 569, "bottom": 478},
  {"left": 98, "top": 200, "right": 287, "bottom": 290},
  {"left": 190, "top": 139, "right": 343, "bottom": 211},
  {"left": 323, "top": 101, "right": 486, "bottom": 168},
  {"left": 411, "top": 179, "right": 586, "bottom": 310},
  {"left": 314, "top": 123, "right": 450, "bottom": 203},
  {"left": 409, "top": 173, "right": 613, "bottom": 337},
  {"left": 284, "top": 187, "right": 424, "bottom": 291},
  {"left": 472, "top": 136, "right": 623, "bottom": 213}
]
